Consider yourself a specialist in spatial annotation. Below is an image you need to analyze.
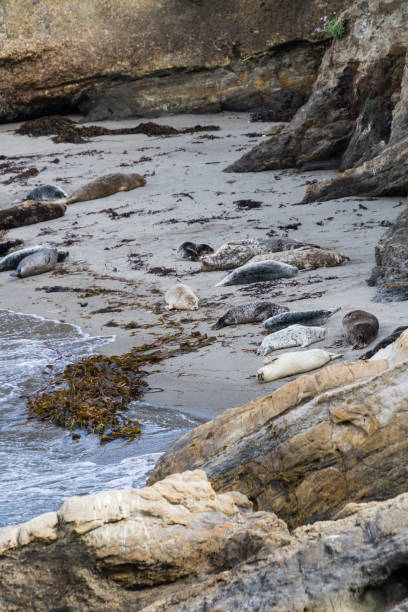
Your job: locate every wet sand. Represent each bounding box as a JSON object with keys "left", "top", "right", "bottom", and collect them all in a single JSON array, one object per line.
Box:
[{"left": 0, "top": 112, "right": 406, "bottom": 421}]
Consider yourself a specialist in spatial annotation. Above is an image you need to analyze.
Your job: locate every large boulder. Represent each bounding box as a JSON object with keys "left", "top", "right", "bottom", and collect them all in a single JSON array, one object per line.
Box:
[
  {"left": 0, "top": 0, "right": 350, "bottom": 122},
  {"left": 2, "top": 470, "right": 408, "bottom": 610},
  {"left": 149, "top": 330, "right": 408, "bottom": 528},
  {"left": 226, "top": 0, "right": 408, "bottom": 203}
]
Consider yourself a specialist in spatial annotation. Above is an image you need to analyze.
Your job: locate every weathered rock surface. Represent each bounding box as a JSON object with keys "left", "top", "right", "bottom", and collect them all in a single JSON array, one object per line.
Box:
[
  {"left": 2, "top": 470, "right": 408, "bottom": 610},
  {"left": 0, "top": 0, "right": 350, "bottom": 122},
  {"left": 226, "top": 0, "right": 408, "bottom": 203},
  {"left": 368, "top": 207, "right": 408, "bottom": 301},
  {"left": 0, "top": 200, "right": 66, "bottom": 230},
  {"left": 149, "top": 330, "right": 408, "bottom": 528}
]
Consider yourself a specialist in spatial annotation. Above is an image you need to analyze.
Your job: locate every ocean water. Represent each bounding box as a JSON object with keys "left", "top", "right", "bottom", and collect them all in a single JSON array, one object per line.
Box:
[{"left": 0, "top": 310, "right": 200, "bottom": 527}]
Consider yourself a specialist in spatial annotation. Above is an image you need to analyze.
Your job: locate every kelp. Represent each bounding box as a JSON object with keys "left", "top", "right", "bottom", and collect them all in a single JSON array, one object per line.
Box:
[{"left": 27, "top": 331, "right": 215, "bottom": 443}]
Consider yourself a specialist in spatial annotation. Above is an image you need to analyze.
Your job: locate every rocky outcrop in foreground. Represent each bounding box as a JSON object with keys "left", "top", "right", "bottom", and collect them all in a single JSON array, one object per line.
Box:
[
  {"left": 226, "top": 0, "right": 408, "bottom": 203},
  {"left": 149, "top": 330, "right": 408, "bottom": 528},
  {"left": 0, "top": 0, "right": 350, "bottom": 121},
  {"left": 2, "top": 470, "right": 408, "bottom": 610},
  {"left": 368, "top": 207, "right": 408, "bottom": 301}
]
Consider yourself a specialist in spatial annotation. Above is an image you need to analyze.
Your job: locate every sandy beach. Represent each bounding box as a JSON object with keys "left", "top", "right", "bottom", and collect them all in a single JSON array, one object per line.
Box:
[{"left": 0, "top": 112, "right": 405, "bottom": 422}]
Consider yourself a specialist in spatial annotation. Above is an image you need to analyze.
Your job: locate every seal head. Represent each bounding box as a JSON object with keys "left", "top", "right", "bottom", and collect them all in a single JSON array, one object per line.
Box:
[{"left": 343, "top": 310, "right": 379, "bottom": 349}]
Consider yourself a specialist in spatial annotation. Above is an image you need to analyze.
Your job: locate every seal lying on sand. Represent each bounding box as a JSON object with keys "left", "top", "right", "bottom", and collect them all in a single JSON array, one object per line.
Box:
[
  {"left": 257, "top": 349, "right": 342, "bottom": 382},
  {"left": 11, "top": 247, "right": 66, "bottom": 278},
  {"left": 165, "top": 283, "right": 199, "bottom": 310},
  {"left": 201, "top": 237, "right": 316, "bottom": 272},
  {"left": 343, "top": 310, "right": 379, "bottom": 349},
  {"left": 26, "top": 185, "right": 68, "bottom": 201},
  {"left": 39, "top": 173, "right": 146, "bottom": 205},
  {"left": 263, "top": 308, "right": 340, "bottom": 332},
  {"left": 0, "top": 245, "right": 68, "bottom": 272},
  {"left": 212, "top": 301, "right": 289, "bottom": 330},
  {"left": 360, "top": 326, "right": 408, "bottom": 360},
  {"left": 257, "top": 324, "right": 326, "bottom": 357},
  {"left": 249, "top": 247, "right": 349, "bottom": 270},
  {"left": 177, "top": 242, "right": 213, "bottom": 261},
  {"left": 216, "top": 261, "right": 298, "bottom": 287}
]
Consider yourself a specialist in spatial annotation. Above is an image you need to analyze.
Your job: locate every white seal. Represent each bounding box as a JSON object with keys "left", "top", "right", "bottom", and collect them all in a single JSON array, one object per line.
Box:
[
  {"left": 165, "top": 283, "right": 199, "bottom": 310},
  {"left": 257, "top": 349, "right": 342, "bottom": 382},
  {"left": 258, "top": 324, "right": 326, "bottom": 357}
]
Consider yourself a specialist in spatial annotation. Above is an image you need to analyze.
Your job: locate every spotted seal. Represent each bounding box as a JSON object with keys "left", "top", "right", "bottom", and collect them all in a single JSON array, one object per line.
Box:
[
  {"left": 212, "top": 301, "right": 289, "bottom": 330},
  {"left": 25, "top": 185, "right": 68, "bottom": 202},
  {"left": 359, "top": 326, "right": 408, "bottom": 360},
  {"left": 249, "top": 247, "right": 349, "bottom": 270},
  {"left": 177, "top": 242, "right": 214, "bottom": 261},
  {"left": 62, "top": 173, "right": 146, "bottom": 205},
  {"left": 165, "top": 283, "right": 199, "bottom": 310},
  {"left": 258, "top": 324, "right": 326, "bottom": 357},
  {"left": 11, "top": 247, "right": 67, "bottom": 278},
  {"left": 216, "top": 261, "right": 298, "bottom": 287},
  {"left": 201, "top": 237, "right": 316, "bottom": 272},
  {"left": 0, "top": 245, "right": 68, "bottom": 272},
  {"left": 343, "top": 310, "right": 379, "bottom": 349},
  {"left": 257, "top": 349, "right": 342, "bottom": 382},
  {"left": 263, "top": 308, "right": 340, "bottom": 332}
]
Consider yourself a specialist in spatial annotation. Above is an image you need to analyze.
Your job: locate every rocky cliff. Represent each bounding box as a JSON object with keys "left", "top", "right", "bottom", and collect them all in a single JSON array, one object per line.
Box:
[
  {"left": 226, "top": 0, "right": 408, "bottom": 202},
  {"left": 0, "top": 0, "right": 350, "bottom": 122}
]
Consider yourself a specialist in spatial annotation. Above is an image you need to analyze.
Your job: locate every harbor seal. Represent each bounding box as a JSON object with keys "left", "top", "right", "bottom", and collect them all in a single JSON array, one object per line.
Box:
[
  {"left": 257, "top": 324, "right": 326, "bottom": 357},
  {"left": 359, "top": 326, "right": 408, "bottom": 360},
  {"left": 216, "top": 261, "right": 298, "bottom": 287},
  {"left": 0, "top": 245, "right": 68, "bottom": 272},
  {"left": 165, "top": 283, "right": 199, "bottom": 310},
  {"left": 11, "top": 247, "right": 64, "bottom": 278},
  {"left": 342, "top": 310, "right": 379, "bottom": 349},
  {"left": 263, "top": 308, "right": 340, "bottom": 332},
  {"left": 257, "top": 349, "right": 342, "bottom": 382},
  {"left": 177, "top": 242, "right": 214, "bottom": 261},
  {"left": 249, "top": 247, "right": 349, "bottom": 270},
  {"left": 201, "top": 237, "right": 316, "bottom": 272},
  {"left": 64, "top": 173, "right": 146, "bottom": 205},
  {"left": 212, "top": 301, "right": 289, "bottom": 330},
  {"left": 25, "top": 185, "right": 68, "bottom": 202}
]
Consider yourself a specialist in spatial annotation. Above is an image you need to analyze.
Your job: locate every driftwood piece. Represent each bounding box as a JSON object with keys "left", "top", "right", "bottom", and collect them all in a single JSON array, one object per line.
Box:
[{"left": 0, "top": 201, "right": 66, "bottom": 230}]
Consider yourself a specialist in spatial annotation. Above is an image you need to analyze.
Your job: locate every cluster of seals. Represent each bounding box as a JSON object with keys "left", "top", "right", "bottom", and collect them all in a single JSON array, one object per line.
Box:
[
  {"left": 11, "top": 248, "right": 64, "bottom": 278},
  {"left": 212, "top": 301, "right": 288, "bottom": 330},
  {"left": 257, "top": 349, "right": 342, "bottom": 382},
  {"left": 25, "top": 185, "right": 68, "bottom": 202},
  {"left": 0, "top": 245, "right": 68, "bottom": 272},
  {"left": 249, "top": 247, "right": 349, "bottom": 270},
  {"left": 177, "top": 242, "right": 213, "bottom": 261},
  {"left": 257, "top": 324, "right": 326, "bottom": 357},
  {"left": 343, "top": 310, "right": 379, "bottom": 349},
  {"left": 165, "top": 283, "right": 199, "bottom": 310},
  {"left": 263, "top": 308, "right": 339, "bottom": 332},
  {"left": 201, "top": 237, "right": 314, "bottom": 272},
  {"left": 216, "top": 260, "right": 298, "bottom": 287},
  {"left": 359, "top": 326, "right": 408, "bottom": 360}
]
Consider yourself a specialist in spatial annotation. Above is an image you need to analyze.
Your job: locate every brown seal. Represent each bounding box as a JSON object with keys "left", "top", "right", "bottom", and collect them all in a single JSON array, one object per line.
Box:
[
  {"left": 65, "top": 173, "right": 146, "bottom": 204},
  {"left": 343, "top": 310, "right": 379, "bottom": 349}
]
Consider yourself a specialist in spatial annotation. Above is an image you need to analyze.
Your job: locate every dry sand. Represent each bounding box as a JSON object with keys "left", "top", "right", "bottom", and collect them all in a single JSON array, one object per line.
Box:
[{"left": 0, "top": 112, "right": 406, "bottom": 421}]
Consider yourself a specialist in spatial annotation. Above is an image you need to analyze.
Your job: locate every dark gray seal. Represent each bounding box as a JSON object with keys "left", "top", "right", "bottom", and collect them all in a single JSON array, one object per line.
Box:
[
  {"left": 359, "top": 326, "right": 408, "bottom": 359},
  {"left": 0, "top": 245, "right": 68, "bottom": 272},
  {"left": 177, "top": 242, "right": 214, "bottom": 261},
  {"left": 263, "top": 308, "right": 340, "bottom": 332},
  {"left": 343, "top": 310, "right": 379, "bottom": 350},
  {"left": 216, "top": 261, "right": 298, "bottom": 286},
  {"left": 212, "top": 301, "right": 289, "bottom": 330},
  {"left": 25, "top": 185, "right": 68, "bottom": 201}
]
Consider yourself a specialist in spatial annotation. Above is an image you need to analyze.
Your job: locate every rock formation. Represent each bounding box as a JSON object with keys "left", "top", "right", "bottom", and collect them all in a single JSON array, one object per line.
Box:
[
  {"left": 0, "top": 0, "right": 350, "bottom": 122},
  {"left": 0, "top": 200, "right": 66, "bottom": 230},
  {"left": 226, "top": 0, "right": 408, "bottom": 203},
  {"left": 1, "top": 470, "right": 408, "bottom": 610},
  {"left": 368, "top": 207, "right": 408, "bottom": 301},
  {"left": 149, "top": 330, "right": 408, "bottom": 528}
]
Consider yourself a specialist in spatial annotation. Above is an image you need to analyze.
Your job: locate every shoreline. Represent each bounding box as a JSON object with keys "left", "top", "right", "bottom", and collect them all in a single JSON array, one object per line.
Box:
[{"left": 0, "top": 112, "right": 406, "bottom": 422}]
